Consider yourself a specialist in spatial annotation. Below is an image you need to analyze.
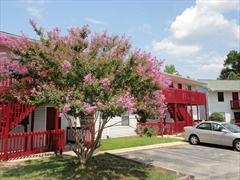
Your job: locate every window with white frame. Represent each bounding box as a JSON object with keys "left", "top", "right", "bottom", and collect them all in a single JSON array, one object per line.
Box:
[{"left": 121, "top": 112, "right": 129, "bottom": 126}]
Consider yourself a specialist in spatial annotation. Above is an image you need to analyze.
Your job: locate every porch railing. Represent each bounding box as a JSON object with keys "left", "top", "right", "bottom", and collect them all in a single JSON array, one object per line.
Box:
[
  {"left": 137, "top": 121, "right": 189, "bottom": 136},
  {"left": 0, "top": 129, "right": 65, "bottom": 161},
  {"left": 66, "top": 127, "right": 92, "bottom": 144},
  {"left": 230, "top": 100, "right": 240, "bottom": 109},
  {"left": 163, "top": 88, "right": 206, "bottom": 105}
]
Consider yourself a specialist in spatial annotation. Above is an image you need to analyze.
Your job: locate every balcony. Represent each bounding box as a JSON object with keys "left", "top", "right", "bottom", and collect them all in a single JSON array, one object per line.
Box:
[
  {"left": 230, "top": 100, "right": 240, "bottom": 109},
  {"left": 163, "top": 88, "right": 206, "bottom": 105}
]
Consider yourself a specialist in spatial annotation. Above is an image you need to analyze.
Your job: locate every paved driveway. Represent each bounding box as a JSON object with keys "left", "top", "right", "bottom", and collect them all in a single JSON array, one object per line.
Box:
[{"left": 118, "top": 144, "right": 240, "bottom": 180}]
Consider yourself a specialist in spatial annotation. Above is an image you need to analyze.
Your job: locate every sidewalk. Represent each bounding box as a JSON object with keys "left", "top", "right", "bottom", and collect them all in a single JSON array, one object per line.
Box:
[{"left": 63, "top": 141, "right": 188, "bottom": 156}]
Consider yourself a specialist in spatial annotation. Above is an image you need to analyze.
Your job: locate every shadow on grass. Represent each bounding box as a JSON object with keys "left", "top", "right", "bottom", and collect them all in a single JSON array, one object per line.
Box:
[{"left": 0, "top": 153, "right": 153, "bottom": 180}]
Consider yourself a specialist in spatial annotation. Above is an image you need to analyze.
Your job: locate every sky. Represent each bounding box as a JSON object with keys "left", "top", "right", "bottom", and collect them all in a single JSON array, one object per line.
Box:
[{"left": 0, "top": 0, "right": 239, "bottom": 80}]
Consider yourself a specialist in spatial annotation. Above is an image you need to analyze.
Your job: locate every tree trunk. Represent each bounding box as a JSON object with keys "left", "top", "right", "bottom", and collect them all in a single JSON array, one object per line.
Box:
[{"left": 64, "top": 113, "right": 107, "bottom": 169}]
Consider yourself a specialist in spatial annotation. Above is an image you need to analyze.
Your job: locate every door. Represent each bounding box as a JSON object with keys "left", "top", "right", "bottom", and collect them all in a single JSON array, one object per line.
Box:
[
  {"left": 211, "top": 123, "right": 232, "bottom": 146},
  {"left": 47, "top": 107, "right": 56, "bottom": 130},
  {"left": 46, "top": 107, "right": 57, "bottom": 150},
  {"left": 232, "top": 92, "right": 239, "bottom": 109},
  {"left": 232, "top": 92, "right": 239, "bottom": 100},
  {"left": 195, "top": 122, "right": 212, "bottom": 143}
]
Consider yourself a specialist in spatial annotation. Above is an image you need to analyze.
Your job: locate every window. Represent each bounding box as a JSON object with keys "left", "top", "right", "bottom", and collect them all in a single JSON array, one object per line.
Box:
[
  {"left": 217, "top": 92, "right": 224, "bottom": 102},
  {"left": 197, "top": 123, "right": 211, "bottom": 130},
  {"left": 121, "top": 113, "right": 129, "bottom": 126},
  {"left": 178, "top": 83, "right": 182, "bottom": 89},
  {"left": 187, "top": 85, "right": 192, "bottom": 90},
  {"left": 212, "top": 123, "right": 223, "bottom": 132}
]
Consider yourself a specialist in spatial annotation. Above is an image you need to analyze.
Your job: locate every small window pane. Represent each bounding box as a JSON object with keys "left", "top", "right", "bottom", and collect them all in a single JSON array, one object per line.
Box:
[
  {"left": 212, "top": 123, "right": 223, "bottom": 131},
  {"left": 197, "top": 123, "right": 211, "bottom": 130},
  {"left": 121, "top": 113, "right": 129, "bottom": 126}
]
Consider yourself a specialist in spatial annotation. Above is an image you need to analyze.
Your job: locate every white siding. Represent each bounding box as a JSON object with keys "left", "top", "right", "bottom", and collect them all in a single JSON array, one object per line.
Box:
[
  {"left": 34, "top": 106, "right": 46, "bottom": 131},
  {"left": 207, "top": 91, "right": 240, "bottom": 122},
  {"left": 101, "top": 114, "right": 137, "bottom": 139}
]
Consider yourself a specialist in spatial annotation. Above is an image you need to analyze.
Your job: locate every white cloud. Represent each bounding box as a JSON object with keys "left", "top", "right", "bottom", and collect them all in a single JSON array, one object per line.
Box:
[
  {"left": 85, "top": 18, "right": 107, "bottom": 25},
  {"left": 152, "top": 0, "right": 239, "bottom": 79},
  {"left": 24, "top": 0, "right": 45, "bottom": 19},
  {"left": 196, "top": 55, "right": 225, "bottom": 72},
  {"left": 153, "top": 39, "right": 200, "bottom": 57},
  {"left": 196, "top": 0, "right": 239, "bottom": 13}
]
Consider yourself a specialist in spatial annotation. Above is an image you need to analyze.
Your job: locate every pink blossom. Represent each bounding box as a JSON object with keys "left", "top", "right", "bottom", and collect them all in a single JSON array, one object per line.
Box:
[
  {"left": 0, "top": 59, "right": 28, "bottom": 77},
  {"left": 84, "top": 73, "right": 93, "bottom": 84},
  {"left": 0, "top": 35, "right": 17, "bottom": 48},
  {"left": 96, "top": 101, "right": 103, "bottom": 107},
  {"left": 117, "top": 92, "right": 136, "bottom": 113},
  {"left": 63, "top": 104, "right": 71, "bottom": 112},
  {"left": 30, "top": 87, "right": 37, "bottom": 94},
  {"left": 102, "top": 78, "right": 110, "bottom": 90},
  {"left": 62, "top": 60, "right": 71, "bottom": 71},
  {"left": 48, "top": 27, "right": 61, "bottom": 40},
  {"left": 83, "top": 102, "right": 96, "bottom": 114}
]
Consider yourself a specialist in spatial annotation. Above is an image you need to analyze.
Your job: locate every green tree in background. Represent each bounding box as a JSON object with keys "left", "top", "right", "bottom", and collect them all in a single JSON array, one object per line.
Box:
[
  {"left": 219, "top": 50, "right": 240, "bottom": 80},
  {"left": 164, "top": 64, "right": 179, "bottom": 75}
]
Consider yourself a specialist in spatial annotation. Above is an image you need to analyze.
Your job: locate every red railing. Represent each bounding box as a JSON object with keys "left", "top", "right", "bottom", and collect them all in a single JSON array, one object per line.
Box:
[
  {"left": 0, "top": 102, "right": 36, "bottom": 131},
  {"left": 230, "top": 100, "right": 240, "bottom": 109},
  {"left": 0, "top": 78, "right": 15, "bottom": 94},
  {"left": 66, "top": 127, "right": 93, "bottom": 144},
  {"left": 163, "top": 88, "right": 206, "bottom": 105},
  {"left": 8, "top": 102, "right": 36, "bottom": 130},
  {"left": 137, "top": 121, "right": 187, "bottom": 136},
  {"left": 0, "top": 129, "right": 65, "bottom": 161}
]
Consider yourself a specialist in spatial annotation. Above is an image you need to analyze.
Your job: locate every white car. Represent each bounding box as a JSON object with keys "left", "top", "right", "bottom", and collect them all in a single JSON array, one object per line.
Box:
[{"left": 184, "top": 121, "right": 240, "bottom": 151}]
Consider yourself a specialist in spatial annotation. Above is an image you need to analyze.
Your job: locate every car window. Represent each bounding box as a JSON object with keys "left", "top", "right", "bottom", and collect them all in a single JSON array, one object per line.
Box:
[
  {"left": 212, "top": 123, "right": 223, "bottom": 132},
  {"left": 196, "top": 123, "right": 211, "bottom": 130},
  {"left": 222, "top": 123, "right": 240, "bottom": 133}
]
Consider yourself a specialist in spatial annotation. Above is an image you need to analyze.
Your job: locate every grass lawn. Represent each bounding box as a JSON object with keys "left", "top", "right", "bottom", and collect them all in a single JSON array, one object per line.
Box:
[
  {"left": 100, "top": 136, "right": 181, "bottom": 151},
  {"left": 0, "top": 154, "right": 177, "bottom": 180}
]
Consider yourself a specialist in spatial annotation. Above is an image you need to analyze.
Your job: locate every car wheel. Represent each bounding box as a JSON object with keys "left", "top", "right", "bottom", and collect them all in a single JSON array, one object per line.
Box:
[
  {"left": 234, "top": 139, "right": 240, "bottom": 152},
  {"left": 189, "top": 135, "right": 199, "bottom": 145}
]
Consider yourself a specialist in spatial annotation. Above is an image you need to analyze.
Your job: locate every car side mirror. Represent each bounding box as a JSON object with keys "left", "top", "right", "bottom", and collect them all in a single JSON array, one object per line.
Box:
[{"left": 221, "top": 129, "right": 228, "bottom": 133}]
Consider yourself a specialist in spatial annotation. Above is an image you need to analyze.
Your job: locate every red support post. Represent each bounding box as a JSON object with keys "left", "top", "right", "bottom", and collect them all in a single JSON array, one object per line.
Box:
[
  {"left": 55, "top": 109, "right": 59, "bottom": 130},
  {"left": 174, "top": 104, "right": 177, "bottom": 134},
  {"left": 54, "top": 110, "right": 59, "bottom": 154},
  {"left": 3, "top": 102, "right": 11, "bottom": 160},
  {"left": 190, "top": 104, "right": 193, "bottom": 126},
  {"left": 205, "top": 104, "right": 208, "bottom": 121}
]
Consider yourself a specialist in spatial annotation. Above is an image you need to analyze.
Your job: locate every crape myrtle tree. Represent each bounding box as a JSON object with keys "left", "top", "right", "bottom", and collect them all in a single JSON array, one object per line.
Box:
[{"left": 0, "top": 20, "right": 170, "bottom": 168}]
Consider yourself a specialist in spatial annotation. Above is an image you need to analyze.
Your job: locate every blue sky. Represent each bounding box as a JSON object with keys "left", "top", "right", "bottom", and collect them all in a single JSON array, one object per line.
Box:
[{"left": 1, "top": 0, "right": 239, "bottom": 79}]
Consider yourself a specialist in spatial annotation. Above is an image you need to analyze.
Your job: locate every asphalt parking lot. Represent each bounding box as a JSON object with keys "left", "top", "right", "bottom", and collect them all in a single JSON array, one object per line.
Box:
[{"left": 118, "top": 144, "right": 240, "bottom": 180}]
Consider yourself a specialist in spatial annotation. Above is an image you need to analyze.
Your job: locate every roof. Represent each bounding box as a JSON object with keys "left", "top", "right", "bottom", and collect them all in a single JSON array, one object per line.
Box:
[
  {"left": 164, "top": 73, "right": 207, "bottom": 86},
  {"left": 0, "top": 31, "right": 23, "bottom": 38},
  {"left": 199, "top": 80, "right": 240, "bottom": 91}
]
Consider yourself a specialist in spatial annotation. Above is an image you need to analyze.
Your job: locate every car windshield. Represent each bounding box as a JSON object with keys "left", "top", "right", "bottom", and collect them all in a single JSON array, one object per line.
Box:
[{"left": 222, "top": 123, "right": 240, "bottom": 133}]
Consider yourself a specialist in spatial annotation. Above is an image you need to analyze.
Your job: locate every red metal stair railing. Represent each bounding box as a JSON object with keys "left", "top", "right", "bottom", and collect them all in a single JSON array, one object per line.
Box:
[
  {"left": 8, "top": 102, "right": 36, "bottom": 130},
  {"left": 0, "top": 102, "right": 36, "bottom": 133}
]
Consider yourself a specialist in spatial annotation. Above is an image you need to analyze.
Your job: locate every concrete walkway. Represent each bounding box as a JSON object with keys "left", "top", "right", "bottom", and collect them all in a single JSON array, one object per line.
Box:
[{"left": 63, "top": 141, "right": 187, "bottom": 156}]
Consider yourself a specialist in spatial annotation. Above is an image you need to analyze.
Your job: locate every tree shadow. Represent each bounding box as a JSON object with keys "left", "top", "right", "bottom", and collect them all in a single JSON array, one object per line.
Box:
[{"left": 1, "top": 153, "right": 151, "bottom": 180}]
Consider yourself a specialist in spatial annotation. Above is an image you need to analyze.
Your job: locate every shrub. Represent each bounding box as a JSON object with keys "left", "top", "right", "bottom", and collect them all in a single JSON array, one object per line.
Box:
[
  {"left": 209, "top": 112, "right": 224, "bottom": 122},
  {"left": 136, "top": 126, "right": 158, "bottom": 137}
]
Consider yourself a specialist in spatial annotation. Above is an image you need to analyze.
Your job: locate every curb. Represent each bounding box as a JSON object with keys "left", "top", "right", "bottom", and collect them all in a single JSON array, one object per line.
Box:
[{"left": 98, "top": 141, "right": 188, "bottom": 154}]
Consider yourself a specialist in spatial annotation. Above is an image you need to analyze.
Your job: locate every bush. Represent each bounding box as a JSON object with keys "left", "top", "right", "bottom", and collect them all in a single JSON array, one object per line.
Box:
[
  {"left": 209, "top": 112, "right": 224, "bottom": 122},
  {"left": 136, "top": 126, "right": 158, "bottom": 137}
]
